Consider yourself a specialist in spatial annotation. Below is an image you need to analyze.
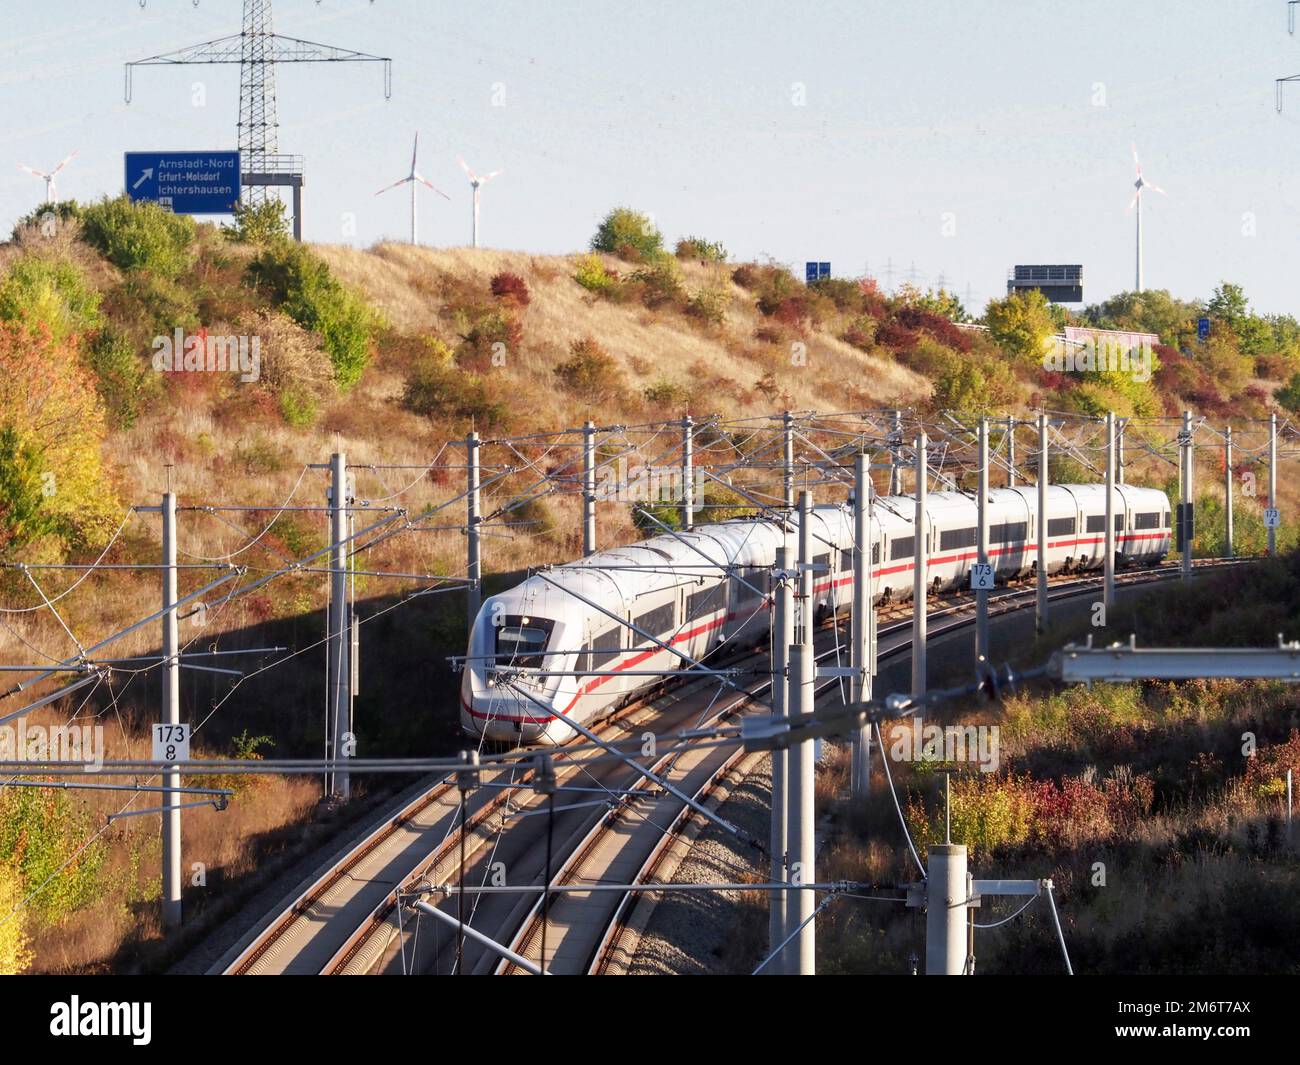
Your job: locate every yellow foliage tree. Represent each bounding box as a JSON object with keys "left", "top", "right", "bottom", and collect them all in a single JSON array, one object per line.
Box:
[
  {"left": 0, "top": 323, "right": 118, "bottom": 556},
  {"left": 0, "top": 863, "right": 33, "bottom": 974}
]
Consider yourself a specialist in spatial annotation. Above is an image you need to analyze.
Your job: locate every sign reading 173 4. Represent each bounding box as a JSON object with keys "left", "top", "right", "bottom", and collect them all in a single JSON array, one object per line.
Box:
[{"left": 125, "top": 150, "right": 241, "bottom": 215}]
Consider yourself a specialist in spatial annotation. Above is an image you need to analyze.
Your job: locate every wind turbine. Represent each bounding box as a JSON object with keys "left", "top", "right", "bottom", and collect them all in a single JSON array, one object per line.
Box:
[
  {"left": 457, "top": 157, "right": 502, "bottom": 248},
  {"left": 1127, "top": 143, "right": 1167, "bottom": 293},
  {"left": 375, "top": 133, "right": 450, "bottom": 245},
  {"left": 17, "top": 149, "right": 78, "bottom": 204}
]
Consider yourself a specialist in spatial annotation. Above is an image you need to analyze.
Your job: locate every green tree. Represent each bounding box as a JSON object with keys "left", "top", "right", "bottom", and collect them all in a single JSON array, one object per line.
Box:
[
  {"left": 227, "top": 199, "right": 289, "bottom": 245},
  {"left": 79, "top": 195, "right": 196, "bottom": 279},
  {"left": 591, "top": 207, "right": 664, "bottom": 262},
  {"left": 984, "top": 289, "right": 1056, "bottom": 367}
]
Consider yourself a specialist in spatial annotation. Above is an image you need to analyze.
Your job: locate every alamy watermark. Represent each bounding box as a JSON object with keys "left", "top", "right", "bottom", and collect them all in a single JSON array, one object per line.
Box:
[
  {"left": 0, "top": 720, "right": 104, "bottom": 770},
  {"left": 594, "top": 457, "right": 707, "bottom": 512},
  {"left": 152, "top": 327, "right": 260, "bottom": 383},
  {"left": 1042, "top": 328, "right": 1157, "bottom": 384},
  {"left": 886, "top": 716, "right": 1000, "bottom": 773}
]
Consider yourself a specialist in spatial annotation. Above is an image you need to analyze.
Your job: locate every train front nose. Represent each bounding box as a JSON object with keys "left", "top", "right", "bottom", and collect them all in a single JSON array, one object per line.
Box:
[{"left": 462, "top": 675, "right": 556, "bottom": 744}]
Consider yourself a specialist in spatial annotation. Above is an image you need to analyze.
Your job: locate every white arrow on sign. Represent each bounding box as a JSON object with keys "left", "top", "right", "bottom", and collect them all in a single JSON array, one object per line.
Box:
[{"left": 132, "top": 167, "right": 154, "bottom": 190}]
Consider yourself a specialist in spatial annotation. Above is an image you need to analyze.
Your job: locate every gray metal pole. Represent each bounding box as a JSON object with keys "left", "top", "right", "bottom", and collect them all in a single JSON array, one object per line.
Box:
[
  {"left": 890, "top": 409, "right": 903, "bottom": 496},
  {"left": 768, "top": 545, "right": 794, "bottom": 973},
  {"left": 328, "top": 452, "right": 350, "bottom": 801},
  {"left": 1116, "top": 417, "right": 1126, "bottom": 485},
  {"left": 798, "top": 491, "right": 813, "bottom": 641},
  {"left": 1006, "top": 416, "right": 1016, "bottom": 487},
  {"left": 976, "top": 418, "right": 989, "bottom": 663},
  {"left": 467, "top": 432, "right": 482, "bottom": 631},
  {"left": 1036, "top": 412, "right": 1049, "bottom": 634},
  {"left": 681, "top": 414, "right": 694, "bottom": 532},
  {"left": 1269, "top": 411, "right": 1278, "bottom": 558},
  {"left": 582, "top": 420, "right": 596, "bottom": 557},
  {"left": 850, "top": 454, "right": 871, "bottom": 798},
  {"left": 1104, "top": 413, "right": 1115, "bottom": 611},
  {"left": 925, "top": 844, "right": 968, "bottom": 975},
  {"left": 912, "top": 433, "right": 927, "bottom": 698},
  {"left": 786, "top": 639, "right": 816, "bottom": 975},
  {"left": 1181, "top": 410, "right": 1193, "bottom": 578},
  {"left": 1225, "top": 425, "right": 1234, "bottom": 559},
  {"left": 161, "top": 490, "right": 182, "bottom": 929},
  {"left": 783, "top": 411, "right": 795, "bottom": 509}
]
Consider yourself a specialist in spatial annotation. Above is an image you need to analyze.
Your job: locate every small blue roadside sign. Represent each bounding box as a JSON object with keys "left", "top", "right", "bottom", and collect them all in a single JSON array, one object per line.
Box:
[
  {"left": 805, "top": 261, "right": 831, "bottom": 283},
  {"left": 1197, "top": 316, "right": 1210, "bottom": 342},
  {"left": 125, "top": 151, "right": 241, "bottom": 215}
]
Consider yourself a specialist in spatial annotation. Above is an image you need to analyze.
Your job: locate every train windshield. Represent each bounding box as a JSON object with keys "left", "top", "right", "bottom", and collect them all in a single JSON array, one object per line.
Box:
[{"left": 494, "top": 615, "right": 556, "bottom": 669}]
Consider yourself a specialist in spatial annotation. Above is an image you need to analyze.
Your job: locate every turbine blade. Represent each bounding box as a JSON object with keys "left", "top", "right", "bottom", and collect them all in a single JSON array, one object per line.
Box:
[
  {"left": 1131, "top": 142, "right": 1141, "bottom": 174},
  {"left": 411, "top": 132, "right": 419, "bottom": 175},
  {"left": 1127, "top": 195, "right": 1138, "bottom": 212},
  {"left": 375, "top": 176, "right": 412, "bottom": 196},
  {"left": 1147, "top": 182, "right": 1168, "bottom": 196},
  {"left": 481, "top": 169, "right": 503, "bottom": 183},
  {"left": 416, "top": 175, "right": 452, "bottom": 200},
  {"left": 457, "top": 155, "right": 476, "bottom": 182},
  {"left": 17, "top": 163, "right": 49, "bottom": 178},
  {"left": 50, "top": 148, "right": 79, "bottom": 176}
]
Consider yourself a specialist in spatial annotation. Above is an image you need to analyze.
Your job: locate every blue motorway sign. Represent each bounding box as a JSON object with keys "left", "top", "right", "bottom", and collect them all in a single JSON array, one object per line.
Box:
[
  {"left": 1197, "top": 316, "right": 1210, "bottom": 342},
  {"left": 125, "top": 151, "right": 241, "bottom": 215},
  {"left": 805, "top": 261, "right": 831, "bottom": 283}
]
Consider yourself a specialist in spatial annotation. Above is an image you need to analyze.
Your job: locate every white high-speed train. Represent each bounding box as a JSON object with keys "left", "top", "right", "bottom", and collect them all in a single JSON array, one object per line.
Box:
[{"left": 461, "top": 483, "right": 1171, "bottom": 744}]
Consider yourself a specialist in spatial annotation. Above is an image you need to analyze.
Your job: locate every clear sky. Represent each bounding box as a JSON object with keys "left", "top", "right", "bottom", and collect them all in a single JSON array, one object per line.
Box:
[{"left": 4, "top": 0, "right": 1299, "bottom": 315}]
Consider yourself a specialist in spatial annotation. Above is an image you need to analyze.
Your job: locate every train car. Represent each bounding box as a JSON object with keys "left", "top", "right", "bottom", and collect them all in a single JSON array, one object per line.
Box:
[{"left": 460, "top": 484, "right": 1170, "bottom": 745}]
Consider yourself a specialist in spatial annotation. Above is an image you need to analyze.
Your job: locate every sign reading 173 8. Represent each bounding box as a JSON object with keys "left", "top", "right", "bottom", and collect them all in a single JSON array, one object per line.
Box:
[
  {"left": 125, "top": 150, "right": 241, "bottom": 215},
  {"left": 152, "top": 723, "right": 190, "bottom": 764}
]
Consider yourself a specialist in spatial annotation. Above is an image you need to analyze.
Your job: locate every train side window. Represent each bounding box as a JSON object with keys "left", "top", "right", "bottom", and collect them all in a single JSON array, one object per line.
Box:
[
  {"left": 939, "top": 527, "right": 977, "bottom": 551},
  {"left": 890, "top": 535, "right": 914, "bottom": 560},
  {"left": 1047, "top": 516, "right": 1076, "bottom": 537},
  {"left": 814, "top": 552, "right": 830, "bottom": 576},
  {"left": 840, "top": 548, "right": 852, "bottom": 572},
  {"left": 1085, "top": 514, "right": 1105, "bottom": 533},
  {"left": 1134, "top": 511, "right": 1161, "bottom": 530},
  {"left": 633, "top": 602, "right": 675, "bottom": 645},
  {"left": 588, "top": 626, "right": 623, "bottom": 671},
  {"left": 1164, "top": 511, "right": 1170, "bottom": 528},
  {"left": 687, "top": 583, "right": 722, "bottom": 618}
]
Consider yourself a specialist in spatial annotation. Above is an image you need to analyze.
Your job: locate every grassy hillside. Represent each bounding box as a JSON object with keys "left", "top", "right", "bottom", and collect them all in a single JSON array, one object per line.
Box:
[{"left": 0, "top": 196, "right": 1297, "bottom": 972}]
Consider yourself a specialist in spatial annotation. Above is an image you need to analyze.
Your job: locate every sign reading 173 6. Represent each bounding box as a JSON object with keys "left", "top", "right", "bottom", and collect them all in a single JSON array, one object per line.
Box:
[{"left": 125, "top": 150, "right": 241, "bottom": 215}]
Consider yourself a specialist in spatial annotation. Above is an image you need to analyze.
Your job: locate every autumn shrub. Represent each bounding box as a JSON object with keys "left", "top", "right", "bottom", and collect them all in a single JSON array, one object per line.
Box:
[
  {"left": 454, "top": 309, "right": 522, "bottom": 371},
  {"left": 0, "top": 255, "right": 102, "bottom": 343},
  {"left": 674, "top": 235, "right": 728, "bottom": 262},
  {"left": 685, "top": 279, "right": 729, "bottom": 325},
  {"left": 841, "top": 314, "right": 877, "bottom": 352},
  {"left": 591, "top": 207, "right": 665, "bottom": 262},
  {"left": 0, "top": 786, "right": 104, "bottom": 927},
  {"left": 554, "top": 335, "right": 624, "bottom": 403},
  {"left": 84, "top": 327, "right": 154, "bottom": 428},
  {"left": 573, "top": 253, "right": 619, "bottom": 297},
  {"left": 930, "top": 350, "right": 1019, "bottom": 415},
  {"left": 247, "top": 241, "right": 379, "bottom": 387},
  {"left": 402, "top": 357, "right": 509, "bottom": 430},
  {"left": 630, "top": 258, "right": 685, "bottom": 309},
  {"left": 490, "top": 270, "right": 530, "bottom": 307}
]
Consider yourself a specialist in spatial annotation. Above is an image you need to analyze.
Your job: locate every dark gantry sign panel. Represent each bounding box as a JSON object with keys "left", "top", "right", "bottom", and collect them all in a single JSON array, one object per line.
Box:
[{"left": 1007, "top": 263, "right": 1083, "bottom": 303}]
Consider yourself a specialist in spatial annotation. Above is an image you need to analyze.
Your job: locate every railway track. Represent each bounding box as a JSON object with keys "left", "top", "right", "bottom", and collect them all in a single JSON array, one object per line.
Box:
[{"left": 216, "top": 557, "right": 1247, "bottom": 975}]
